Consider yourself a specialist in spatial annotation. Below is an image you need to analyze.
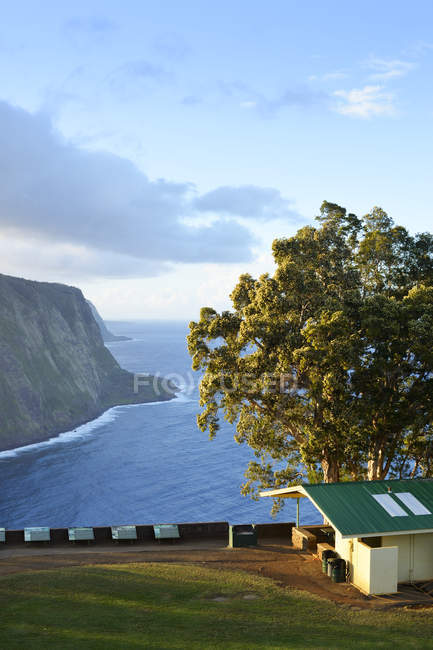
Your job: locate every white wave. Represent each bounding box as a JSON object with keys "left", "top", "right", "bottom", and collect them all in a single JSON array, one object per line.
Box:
[
  {"left": 172, "top": 391, "right": 195, "bottom": 404},
  {"left": 0, "top": 398, "right": 175, "bottom": 460},
  {"left": 115, "top": 391, "right": 195, "bottom": 406}
]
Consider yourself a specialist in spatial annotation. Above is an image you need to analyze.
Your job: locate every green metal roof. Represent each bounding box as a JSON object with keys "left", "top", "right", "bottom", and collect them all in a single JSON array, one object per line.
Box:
[{"left": 303, "top": 479, "right": 433, "bottom": 538}]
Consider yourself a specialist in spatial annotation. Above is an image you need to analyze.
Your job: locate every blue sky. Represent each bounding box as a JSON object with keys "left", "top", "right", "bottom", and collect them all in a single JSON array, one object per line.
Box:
[{"left": 1, "top": 1, "right": 432, "bottom": 318}]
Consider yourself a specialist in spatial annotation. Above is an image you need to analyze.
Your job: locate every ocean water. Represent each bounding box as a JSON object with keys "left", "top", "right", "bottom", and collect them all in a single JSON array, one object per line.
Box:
[{"left": 0, "top": 321, "right": 320, "bottom": 528}]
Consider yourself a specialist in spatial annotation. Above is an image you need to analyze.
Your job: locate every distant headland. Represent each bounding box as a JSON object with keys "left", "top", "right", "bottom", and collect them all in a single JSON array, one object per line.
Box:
[
  {"left": 86, "top": 300, "right": 132, "bottom": 342},
  {"left": 0, "top": 273, "right": 175, "bottom": 451}
]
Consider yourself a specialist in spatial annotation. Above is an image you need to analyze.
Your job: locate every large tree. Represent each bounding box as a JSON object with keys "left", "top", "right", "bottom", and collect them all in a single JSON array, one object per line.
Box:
[{"left": 187, "top": 202, "right": 433, "bottom": 499}]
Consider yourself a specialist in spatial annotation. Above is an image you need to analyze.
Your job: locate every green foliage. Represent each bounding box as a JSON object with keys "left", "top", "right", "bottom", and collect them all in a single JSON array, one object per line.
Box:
[{"left": 188, "top": 201, "right": 433, "bottom": 502}]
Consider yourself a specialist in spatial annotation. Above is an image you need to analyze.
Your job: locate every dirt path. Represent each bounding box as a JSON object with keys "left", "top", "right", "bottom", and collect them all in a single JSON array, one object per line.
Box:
[{"left": 0, "top": 540, "right": 378, "bottom": 609}]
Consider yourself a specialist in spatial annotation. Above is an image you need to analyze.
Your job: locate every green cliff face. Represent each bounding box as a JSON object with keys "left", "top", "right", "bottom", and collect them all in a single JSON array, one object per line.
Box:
[{"left": 0, "top": 274, "right": 174, "bottom": 451}]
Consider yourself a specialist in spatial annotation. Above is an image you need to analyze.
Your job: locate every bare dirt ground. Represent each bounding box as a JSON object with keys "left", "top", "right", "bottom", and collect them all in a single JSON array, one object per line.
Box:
[{"left": 0, "top": 539, "right": 431, "bottom": 609}]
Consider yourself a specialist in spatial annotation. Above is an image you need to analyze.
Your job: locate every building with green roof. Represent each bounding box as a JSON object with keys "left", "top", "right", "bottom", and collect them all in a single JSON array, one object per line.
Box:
[{"left": 261, "top": 479, "right": 433, "bottom": 595}]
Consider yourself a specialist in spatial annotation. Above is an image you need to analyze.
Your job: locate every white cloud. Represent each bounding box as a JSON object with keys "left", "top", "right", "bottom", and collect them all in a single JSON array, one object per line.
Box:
[
  {"left": 0, "top": 233, "right": 169, "bottom": 281},
  {"left": 194, "top": 185, "right": 299, "bottom": 221},
  {"left": 219, "top": 80, "right": 325, "bottom": 117},
  {"left": 366, "top": 57, "right": 415, "bottom": 81},
  {"left": 323, "top": 71, "right": 348, "bottom": 81},
  {"left": 406, "top": 41, "right": 433, "bottom": 57},
  {"left": 105, "top": 60, "right": 172, "bottom": 100},
  {"left": 0, "top": 101, "right": 303, "bottom": 280},
  {"left": 333, "top": 85, "right": 395, "bottom": 118},
  {"left": 309, "top": 71, "right": 348, "bottom": 82}
]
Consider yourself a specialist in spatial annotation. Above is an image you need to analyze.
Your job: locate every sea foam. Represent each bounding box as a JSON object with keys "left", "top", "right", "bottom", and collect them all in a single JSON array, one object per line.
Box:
[{"left": 0, "top": 396, "right": 179, "bottom": 460}]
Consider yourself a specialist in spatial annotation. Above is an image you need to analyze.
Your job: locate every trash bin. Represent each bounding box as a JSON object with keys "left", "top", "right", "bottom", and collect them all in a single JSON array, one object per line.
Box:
[
  {"left": 229, "top": 524, "right": 257, "bottom": 548},
  {"left": 322, "top": 549, "right": 337, "bottom": 574},
  {"left": 331, "top": 558, "right": 346, "bottom": 583},
  {"left": 327, "top": 556, "right": 340, "bottom": 577}
]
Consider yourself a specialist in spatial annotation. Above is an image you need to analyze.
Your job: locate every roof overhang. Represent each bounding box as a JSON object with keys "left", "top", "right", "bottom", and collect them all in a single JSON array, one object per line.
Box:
[
  {"left": 259, "top": 485, "right": 308, "bottom": 499},
  {"left": 260, "top": 484, "right": 343, "bottom": 534},
  {"left": 341, "top": 527, "right": 433, "bottom": 540}
]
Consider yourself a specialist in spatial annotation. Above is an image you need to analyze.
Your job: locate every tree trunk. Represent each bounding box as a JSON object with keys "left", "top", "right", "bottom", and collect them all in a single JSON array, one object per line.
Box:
[
  {"left": 368, "top": 446, "right": 388, "bottom": 480},
  {"left": 367, "top": 458, "right": 379, "bottom": 481},
  {"left": 322, "top": 454, "right": 340, "bottom": 483}
]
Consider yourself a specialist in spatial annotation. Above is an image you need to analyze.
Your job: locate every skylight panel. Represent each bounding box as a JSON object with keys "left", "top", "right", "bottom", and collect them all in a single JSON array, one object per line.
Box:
[
  {"left": 395, "top": 492, "right": 432, "bottom": 516},
  {"left": 372, "top": 493, "right": 408, "bottom": 517}
]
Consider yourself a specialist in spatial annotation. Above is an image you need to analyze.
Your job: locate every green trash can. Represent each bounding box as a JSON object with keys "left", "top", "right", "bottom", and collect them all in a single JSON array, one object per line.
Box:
[
  {"left": 229, "top": 524, "right": 257, "bottom": 548},
  {"left": 331, "top": 558, "right": 346, "bottom": 583},
  {"left": 327, "top": 556, "right": 340, "bottom": 577},
  {"left": 322, "top": 550, "right": 337, "bottom": 574}
]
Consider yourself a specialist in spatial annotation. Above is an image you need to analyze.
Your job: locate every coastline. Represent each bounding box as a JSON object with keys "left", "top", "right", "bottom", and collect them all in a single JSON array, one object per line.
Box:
[{"left": 0, "top": 393, "right": 180, "bottom": 458}]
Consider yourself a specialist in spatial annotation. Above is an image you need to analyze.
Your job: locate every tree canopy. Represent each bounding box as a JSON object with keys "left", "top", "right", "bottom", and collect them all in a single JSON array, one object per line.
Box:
[{"left": 187, "top": 202, "right": 433, "bottom": 503}]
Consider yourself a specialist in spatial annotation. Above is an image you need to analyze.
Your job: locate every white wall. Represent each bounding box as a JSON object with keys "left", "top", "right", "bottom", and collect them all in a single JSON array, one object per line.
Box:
[
  {"left": 335, "top": 530, "right": 351, "bottom": 560},
  {"left": 384, "top": 533, "right": 433, "bottom": 583},
  {"left": 384, "top": 535, "right": 411, "bottom": 582},
  {"left": 353, "top": 539, "right": 373, "bottom": 593},
  {"left": 336, "top": 533, "right": 398, "bottom": 595},
  {"left": 369, "top": 546, "right": 398, "bottom": 595},
  {"left": 414, "top": 533, "right": 433, "bottom": 581},
  {"left": 335, "top": 530, "right": 433, "bottom": 593}
]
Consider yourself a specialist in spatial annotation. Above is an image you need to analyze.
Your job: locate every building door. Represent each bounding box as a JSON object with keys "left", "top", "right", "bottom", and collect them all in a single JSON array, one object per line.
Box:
[
  {"left": 413, "top": 533, "right": 433, "bottom": 581},
  {"left": 382, "top": 535, "right": 411, "bottom": 582}
]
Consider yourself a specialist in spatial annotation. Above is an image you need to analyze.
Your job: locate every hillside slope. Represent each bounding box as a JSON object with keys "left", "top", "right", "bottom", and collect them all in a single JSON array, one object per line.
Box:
[{"left": 0, "top": 274, "right": 174, "bottom": 450}]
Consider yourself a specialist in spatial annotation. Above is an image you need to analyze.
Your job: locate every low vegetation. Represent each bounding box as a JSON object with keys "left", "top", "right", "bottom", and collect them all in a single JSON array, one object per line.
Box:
[{"left": 1, "top": 563, "right": 433, "bottom": 648}]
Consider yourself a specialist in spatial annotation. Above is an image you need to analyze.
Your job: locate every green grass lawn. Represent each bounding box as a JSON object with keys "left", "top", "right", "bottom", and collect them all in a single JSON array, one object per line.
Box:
[{"left": 1, "top": 563, "right": 433, "bottom": 649}]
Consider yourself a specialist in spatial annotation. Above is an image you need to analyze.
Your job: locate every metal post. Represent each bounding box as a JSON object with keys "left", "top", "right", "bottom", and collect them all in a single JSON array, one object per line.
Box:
[{"left": 296, "top": 497, "right": 300, "bottom": 527}]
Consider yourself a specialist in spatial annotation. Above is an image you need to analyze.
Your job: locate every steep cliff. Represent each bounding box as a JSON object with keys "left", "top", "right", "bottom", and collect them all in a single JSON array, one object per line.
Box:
[
  {"left": 0, "top": 274, "right": 174, "bottom": 451},
  {"left": 86, "top": 300, "right": 132, "bottom": 342}
]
